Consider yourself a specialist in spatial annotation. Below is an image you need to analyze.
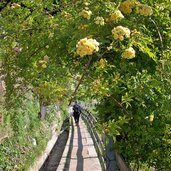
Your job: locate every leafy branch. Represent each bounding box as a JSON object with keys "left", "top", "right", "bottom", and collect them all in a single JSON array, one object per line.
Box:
[
  {"left": 69, "top": 55, "right": 93, "bottom": 105},
  {"left": 108, "top": 94, "right": 131, "bottom": 117}
]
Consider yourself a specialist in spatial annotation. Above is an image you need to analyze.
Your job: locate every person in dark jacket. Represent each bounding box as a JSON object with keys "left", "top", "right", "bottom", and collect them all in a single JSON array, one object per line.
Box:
[{"left": 73, "top": 102, "right": 81, "bottom": 126}]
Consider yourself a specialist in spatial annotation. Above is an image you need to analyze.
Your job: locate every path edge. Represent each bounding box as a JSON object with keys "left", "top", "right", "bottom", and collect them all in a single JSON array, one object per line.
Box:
[
  {"left": 57, "top": 117, "right": 73, "bottom": 171},
  {"left": 28, "top": 122, "right": 63, "bottom": 171}
]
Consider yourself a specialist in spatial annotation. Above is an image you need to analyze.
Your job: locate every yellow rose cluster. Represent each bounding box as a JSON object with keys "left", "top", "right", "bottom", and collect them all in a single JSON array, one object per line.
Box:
[
  {"left": 107, "top": 44, "right": 113, "bottom": 51},
  {"left": 149, "top": 112, "right": 154, "bottom": 122},
  {"left": 119, "top": 0, "right": 153, "bottom": 17},
  {"left": 112, "top": 26, "right": 130, "bottom": 41},
  {"left": 95, "top": 16, "right": 105, "bottom": 25},
  {"left": 78, "top": 24, "right": 88, "bottom": 30},
  {"left": 122, "top": 47, "right": 136, "bottom": 59},
  {"left": 76, "top": 37, "right": 99, "bottom": 57},
  {"left": 62, "top": 11, "right": 72, "bottom": 20},
  {"left": 84, "top": 2, "right": 90, "bottom": 6},
  {"left": 137, "top": 4, "right": 153, "bottom": 16},
  {"left": 11, "top": 3, "right": 21, "bottom": 9},
  {"left": 98, "top": 58, "right": 107, "bottom": 68},
  {"left": 131, "top": 29, "right": 141, "bottom": 37},
  {"left": 119, "top": 0, "right": 135, "bottom": 14},
  {"left": 36, "top": 55, "right": 49, "bottom": 69},
  {"left": 91, "top": 79, "right": 101, "bottom": 90},
  {"left": 110, "top": 10, "right": 124, "bottom": 21},
  {"left": 79, "top": 9, "right": 92, "bottom": 19}
]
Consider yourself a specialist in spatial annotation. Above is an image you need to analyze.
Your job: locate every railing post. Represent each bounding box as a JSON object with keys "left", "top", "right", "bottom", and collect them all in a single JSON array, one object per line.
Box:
[{"left": 105, "top": 135, "right": 117, "bottom": 171}]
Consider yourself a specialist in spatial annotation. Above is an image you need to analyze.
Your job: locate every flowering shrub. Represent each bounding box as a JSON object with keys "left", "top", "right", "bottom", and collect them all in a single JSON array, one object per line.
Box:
[
  {"left": 107, "top": 44, "right": 113, "bottom": 51},
  {"left": 137, "top": 4, "right": 153, "bottom": 16},
  {"left": 43, "top": 55, "right": 49, "bottom": 62},
  {"left": 149, "top": 112, "right": 154, "bottom": 122},
  {"left": 1, "top": 0, "right": 170, "bottom": 170},
  {"left": 61, "top": 11, "right": 72, "bottom": 20},
  {"left": 98, "top": 58, "right": 107, "bottom": 68},
  {"left": 119, "top": 0, "right": 153, "bottom": 17},
  {"left": 110, "top": 10, "right": 124, "bottom": 21},
  {"left": 11, "top": 3, "right": 21, "bottom": 9},
  {"left": 91, "top": 79, "right": 101, "bottom": 90},
  {"left": 76, "top": 37, "right": 99, "bottom": 57},
  {"left": 95, "top": 16, "right": 105, "bottom": 25},
  {"left": 131, "top": 29, "right": 141, "bottom": 37},
  {"left": 119, "top": 0, "right": 135, "bottom": 14},
  {"left": 36, "top": 55, "right": 49, "bottom": 69},
  {"left": 122, "top": 47, "right": 136, "bottom": 59},
  {"left": 79, "top": 9, "right": 92, "bottom": 19},
  {"left": 78, "top": 24, "right": 88, "bottom": 30},
  {"left": 112, "top": 26, "right": 130, "bottom": 41}
]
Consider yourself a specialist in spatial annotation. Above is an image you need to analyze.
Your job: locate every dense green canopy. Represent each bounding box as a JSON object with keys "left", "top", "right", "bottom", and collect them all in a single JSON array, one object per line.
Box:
[{"left": 0, "top": 0, "right": 171, "bottom": 170}]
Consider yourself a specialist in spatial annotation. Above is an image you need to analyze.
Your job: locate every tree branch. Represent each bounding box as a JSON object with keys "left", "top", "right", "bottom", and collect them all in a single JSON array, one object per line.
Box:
[
  {"left": 150, "top": 18, "right": 165, "bottom": 70},
  {"left": 69, "top": 55, "right": 93, "bottom": 105},
  {"left": 108, "top": 94, "right": 131, "bottom": 117}
]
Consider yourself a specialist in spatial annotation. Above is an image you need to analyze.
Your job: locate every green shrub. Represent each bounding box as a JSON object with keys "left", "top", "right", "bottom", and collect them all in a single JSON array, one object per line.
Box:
[{"left": 0, "top": 93, "right": 61, "bottom": 170}]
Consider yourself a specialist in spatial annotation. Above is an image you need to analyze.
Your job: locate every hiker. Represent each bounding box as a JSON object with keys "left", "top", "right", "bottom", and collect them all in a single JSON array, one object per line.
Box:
[{"left": 72, "top": 102, "right": 81, "bottom": 126}]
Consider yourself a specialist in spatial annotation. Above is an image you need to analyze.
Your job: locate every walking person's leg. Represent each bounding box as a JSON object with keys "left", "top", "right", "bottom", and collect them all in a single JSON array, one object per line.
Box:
[
  {"left": 75, "top": 114, "right": 80, "bottom": 126},
  {"left": 75, "top": 114, "right": 79, "bottom": 126},
  {"left": 73, "top": 113, "right": 77, "bottom": 124},
  {"left": 77, "top": 114, "right": 80, "bottom": 125}
]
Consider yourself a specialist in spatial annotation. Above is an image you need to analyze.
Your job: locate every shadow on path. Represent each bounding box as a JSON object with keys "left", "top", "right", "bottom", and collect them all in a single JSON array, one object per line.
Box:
[
  {"left": 76, "top": 125, "right": 84, "bottom": 171},
  {"left": 63, "top": 119, "right": 74, "bottom": 171}
]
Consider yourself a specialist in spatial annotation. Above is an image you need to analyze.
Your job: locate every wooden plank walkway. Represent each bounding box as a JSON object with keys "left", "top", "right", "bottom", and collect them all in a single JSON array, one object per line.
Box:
[{"left": 57, "top": 117, "right": 102, "bottom": 171}]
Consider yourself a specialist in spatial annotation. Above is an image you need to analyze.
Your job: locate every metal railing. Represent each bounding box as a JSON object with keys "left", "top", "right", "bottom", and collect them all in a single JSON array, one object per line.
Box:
[
  {"left": 81, "top": 108, "right": 131, "bottom": 171},
  {"left": 81, "top": 109, "right": 106, "bottom": 171}
]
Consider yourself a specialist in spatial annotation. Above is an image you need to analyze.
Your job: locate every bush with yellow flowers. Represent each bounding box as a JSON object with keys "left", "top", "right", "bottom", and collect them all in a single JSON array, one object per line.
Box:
[
  {"left": 110, "top": 10, "right": 124, "bottom": 21},
  {"left": 119, "top": 0, "right": 135, "bottom": 14},
  {"left": 95, "top": 16, "right": 105, "bottom": 25},
  {"left": 79, "top": 9, "right": 92, "bottom": 19},
  {"left": 122, "top": 47, "right": 136, "bottom": 59},
  {"left": 36, "top": 55, "right": 49, "bottom": 70},
  {"left": 112, "top": 26, "right": 130, "bottom": 41},
  {"left": 76, "top": 37, "right": 99, "bottom": 57},
  {"left": 1, "top": 0, "right": 171, "bottom": 170},
  {"left": 136, "top": 3, "right": 153, "bottom": 16}
]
